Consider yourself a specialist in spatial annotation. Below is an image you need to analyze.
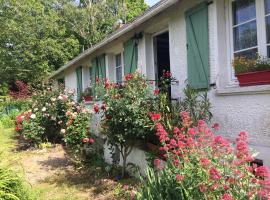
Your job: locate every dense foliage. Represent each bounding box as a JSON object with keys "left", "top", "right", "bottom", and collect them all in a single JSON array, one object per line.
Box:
[
  {"left": 95, "top": 72, "right": 158, "bottom": 177},
  {"left": 0, "top": 0, "right": 148, "bottom": 87},
  {"left": 138, "top": 112, "right": 270, "bottom": 200},
  {"left": 15, "top": 84, "right": 93, "bottom": 153},
  {"left": 0, "top": 165, "right": 33, "bottom": 200}
]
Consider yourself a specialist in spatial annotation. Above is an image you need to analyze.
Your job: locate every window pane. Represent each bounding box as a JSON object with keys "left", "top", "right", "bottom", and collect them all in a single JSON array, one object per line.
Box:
[
  {"left": 116, "top": 54, "right": 121, "bottom": 67},
  {"left": 234, "top": 48, "right": 258, "bottom": 58},
  {"left": 265, "top": 0, "right": 270, "bottom": 15},
  {"left": 232, "top": 0, "right": 256, "bottom": 25},
  {"left": 116, "top": 67, "right": 122, "bottom": 83},
  {"left": 266, "top": 16, "right": 270, "bottom": 44},
  {"left": 233, "top": 21, "right": 257, "bottom": 51}
]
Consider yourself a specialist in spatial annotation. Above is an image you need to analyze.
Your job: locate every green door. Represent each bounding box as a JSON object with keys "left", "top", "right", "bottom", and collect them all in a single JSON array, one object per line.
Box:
[
  {"left": 186, "top": 2, "right": 209, "bottom": 89},
  {"left": 124, "top": 39, "right": 138, "bottom": 75}
]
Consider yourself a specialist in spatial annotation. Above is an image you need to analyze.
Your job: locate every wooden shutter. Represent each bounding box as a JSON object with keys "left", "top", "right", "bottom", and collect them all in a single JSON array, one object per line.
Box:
[
  {"left": 186, "top": 2, "right": 209, "bottom": 89},
  {"left": 124, "top": 39, "right": 138, "bottom": 75},
  {"left": 91, "top": 58, "right": 97, "bottom": 84},
  {"left": 98, "top": 54, "right": 106, "bottom": 78},
  {"left": 76, "top": 66, "right": 82, "bottom": 101}
]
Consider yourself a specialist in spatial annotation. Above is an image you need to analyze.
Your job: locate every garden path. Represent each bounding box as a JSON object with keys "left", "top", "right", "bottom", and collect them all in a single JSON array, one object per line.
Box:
[{"left": 0, "top": 128, "right": 123, "bottom": 200}]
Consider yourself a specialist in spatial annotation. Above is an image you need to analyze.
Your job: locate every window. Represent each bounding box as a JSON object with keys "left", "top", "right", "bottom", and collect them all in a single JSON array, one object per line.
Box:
[
  {"left": 115, "top": 53, "right": 122, "bottom": 83},
  {"left": 230, "top": 0, "right": 270, "bottom": 59}
]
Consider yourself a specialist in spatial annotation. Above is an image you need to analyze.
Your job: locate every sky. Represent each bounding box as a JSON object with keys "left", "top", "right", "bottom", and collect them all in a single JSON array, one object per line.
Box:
[{"left": 145, "top": 0, "right": 159, "bottom": 6}]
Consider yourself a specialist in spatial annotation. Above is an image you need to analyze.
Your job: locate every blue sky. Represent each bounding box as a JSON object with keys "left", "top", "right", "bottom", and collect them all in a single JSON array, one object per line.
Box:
[{"left": 145, "top": 0, "right": 159, "bottom": 6}]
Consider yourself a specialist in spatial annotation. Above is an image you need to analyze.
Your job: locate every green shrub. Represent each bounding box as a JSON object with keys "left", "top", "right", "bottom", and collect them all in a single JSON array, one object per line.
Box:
[
  {"left": 0, "top": 166, "right": 33, "bottom": 200},
  {"left": 97, "top": 72, "right": 158, "bottom": 177},
  {"left": 137, "top": 167, "right": 185, "bottom": 200}
]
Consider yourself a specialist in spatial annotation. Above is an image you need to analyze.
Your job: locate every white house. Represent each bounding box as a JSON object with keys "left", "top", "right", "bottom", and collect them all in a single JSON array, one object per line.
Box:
[{"left": 50, "top": 0, "right": 270, "bottom": 168}]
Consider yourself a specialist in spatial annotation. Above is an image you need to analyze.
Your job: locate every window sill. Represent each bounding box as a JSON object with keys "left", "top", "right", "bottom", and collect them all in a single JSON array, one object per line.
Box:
[{"left": 216, "top": 84, "right": 270, "bottom": 96}]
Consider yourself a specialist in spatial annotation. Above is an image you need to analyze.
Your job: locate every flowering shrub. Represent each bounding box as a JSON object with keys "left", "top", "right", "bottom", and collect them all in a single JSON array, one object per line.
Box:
[
  {"left": 138, "top": 112, "right": 270, "bottom": 199},
  {"left": 96, "top": 72, "right": 158, "bottom": 177},
  {"left": 63, "top": 105, "right": 93, "bottom": 154},
  {"left": 15, "top": 83, "right": 93, "bottom": 150}
]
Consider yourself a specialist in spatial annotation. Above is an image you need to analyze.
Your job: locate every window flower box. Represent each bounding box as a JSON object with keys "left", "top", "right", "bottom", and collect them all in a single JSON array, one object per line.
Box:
[
  {"left": 83, "top": 95, "right": 93, "bottom": 102},
  {"left": 235, "top": 70, "right": 270, "bottom": 87},
  {"left": 233, "top": 56, "right": 270, "bottom": 87}
]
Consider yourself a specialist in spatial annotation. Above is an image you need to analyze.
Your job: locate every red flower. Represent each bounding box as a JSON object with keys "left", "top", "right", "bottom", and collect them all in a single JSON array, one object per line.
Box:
[
  {"left": 222, "top": 193, "right": 233, "bottom": 200},
  {"left": 93, "top": 104, "right": 99, "bottom": 113},
  {"left": 89, "top": 138, "right": 95, "bottom": 143},
  {"left": 209, "top": 167, "right": 221, "bottom": 180},
  {"left": 101, "top": 103, "right": 106, "bottom": 110},
  {"left": 125, "top": 74, "right": 133, "bottom": 81},
  {"left": 153, "top": 89, "right": 159, "bottom": 95},
  {"left": 149, "top": 112, "right": 161, "bottom": 121},
  {"left": 199, "top": 184, "right": 207, "bottom": 193},
  {"left": 176, "top": 174, "right": 184, "bottom": 182}
]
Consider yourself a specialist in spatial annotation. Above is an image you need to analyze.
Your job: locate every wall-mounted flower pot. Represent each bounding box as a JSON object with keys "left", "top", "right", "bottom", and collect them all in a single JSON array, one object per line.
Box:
[
  {"left": 83, "top": 96, "right": 93, "bottom": 102},
  {"left": 236, "top": 70, "right": 270, "bottom": 87}
]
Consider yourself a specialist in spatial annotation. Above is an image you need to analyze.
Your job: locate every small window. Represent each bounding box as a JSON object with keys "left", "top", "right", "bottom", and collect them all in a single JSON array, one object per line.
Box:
[{"left": 115, "top": 53, "right": 122, "bottom": 83}]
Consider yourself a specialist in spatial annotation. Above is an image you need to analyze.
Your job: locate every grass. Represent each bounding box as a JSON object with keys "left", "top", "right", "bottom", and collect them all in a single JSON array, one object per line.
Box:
[{"left": 0, "top": 123, "right": 137, "bottom": 200}]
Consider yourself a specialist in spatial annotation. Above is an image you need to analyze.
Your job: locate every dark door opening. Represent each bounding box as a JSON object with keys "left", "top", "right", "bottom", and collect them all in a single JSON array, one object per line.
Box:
[{"left": 154, "top": 31, "right": 171, "bottom": 97}]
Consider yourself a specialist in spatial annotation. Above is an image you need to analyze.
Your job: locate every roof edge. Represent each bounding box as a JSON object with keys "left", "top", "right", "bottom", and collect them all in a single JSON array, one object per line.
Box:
[{"left": 49, "top": 0, "right": 178, "bottom": 79}]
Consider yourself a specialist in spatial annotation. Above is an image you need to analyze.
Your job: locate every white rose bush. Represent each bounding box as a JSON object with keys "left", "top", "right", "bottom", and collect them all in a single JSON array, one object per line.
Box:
[{"left": 15, "top": 83, "right": 93, "bottom": 152}]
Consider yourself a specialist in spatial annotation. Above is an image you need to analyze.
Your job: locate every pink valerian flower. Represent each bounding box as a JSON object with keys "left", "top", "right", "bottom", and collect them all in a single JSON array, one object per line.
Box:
[
  {"left": 180, "top": 111, "right": 192, "bottom": 127},
  {"left": 212, "top": 122, "right": 220, "bottom": 131},
  {"left": 237, "top": 131, "right": 248, "bottom": 141},
  {"left": 200, "top": 158, "right": 210, "bottom": 167},
  {"left": 153, "top": 89, "right": 159, "bottom": 95},
  {"left": 255, "top": 166, "right": 269, "bottom": 178},
  {"left": 199, "top": 184, "right": 207, "bottom": 193},
  {"left": 176, "top": 174, "right": 184, "bottom": 182},
  {"left": 149, "top": 112, "right": 161, "bottom": 121},
  {"left": 209, "top": 167, "right": 222, "bottom": 180},
  {"left": 222, "top": 193, "right": 233, "bottom": 200}
]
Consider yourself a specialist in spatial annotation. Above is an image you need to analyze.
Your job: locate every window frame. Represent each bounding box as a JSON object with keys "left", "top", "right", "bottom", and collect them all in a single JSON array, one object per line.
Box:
[
  {"left": 114, "top": 52, "right": 124, "bottom": 83},
  {"left": 227, "top": 0, "right": 268, "bottom": 84}
]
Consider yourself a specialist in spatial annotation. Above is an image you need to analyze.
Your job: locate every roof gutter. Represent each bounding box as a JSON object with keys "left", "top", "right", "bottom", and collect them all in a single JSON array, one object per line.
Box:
[{"left": 49, "top": 0, "right": 179, "bottom": 79}]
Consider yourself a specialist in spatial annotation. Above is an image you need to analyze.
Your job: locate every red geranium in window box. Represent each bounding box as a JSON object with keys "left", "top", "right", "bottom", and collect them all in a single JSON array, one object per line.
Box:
[{"left": 233, "top": 56, "right": 270, "bottom": 87}]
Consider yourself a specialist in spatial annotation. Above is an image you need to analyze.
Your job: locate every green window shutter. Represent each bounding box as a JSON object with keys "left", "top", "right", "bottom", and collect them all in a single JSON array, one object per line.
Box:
[
  {"left": 76, "top": 66, "right": 83, "bottom": 101},
  {"left": 124, "top": 39, "right": 138, "bottom": 75},
  {"left": 98, "top": 54, "right": 106, "bottom": 78},
  {"left": 91, "top": 58, "right": 97, "bottom": 84},
  {"left": 186, "top": 2, "right": 209, "bottom": 89}
]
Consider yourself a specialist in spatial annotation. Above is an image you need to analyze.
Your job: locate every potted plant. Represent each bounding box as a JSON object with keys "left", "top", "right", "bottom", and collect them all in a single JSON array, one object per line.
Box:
[
  {"left": 82, "top": 87, "right": 93, "bottom": 102},
  {"left": 232, "top": 56, "right": 270, "bottom": 87}
]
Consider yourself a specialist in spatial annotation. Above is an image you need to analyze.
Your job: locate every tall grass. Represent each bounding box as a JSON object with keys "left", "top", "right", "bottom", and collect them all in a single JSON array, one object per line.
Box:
[{"left": 0, "top": 122, "right": 35, "bottom": 200}]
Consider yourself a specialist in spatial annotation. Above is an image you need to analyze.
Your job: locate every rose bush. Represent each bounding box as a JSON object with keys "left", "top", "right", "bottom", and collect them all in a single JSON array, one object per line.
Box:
[
  {"left": 15, "top": 83, "right": 93, "bottom": 152},
  {"left": 95, "top": 72, "right": 159, "bottom": 177},
  {"left": 138, "top": 112, "right": 270, "bottom": 199}
]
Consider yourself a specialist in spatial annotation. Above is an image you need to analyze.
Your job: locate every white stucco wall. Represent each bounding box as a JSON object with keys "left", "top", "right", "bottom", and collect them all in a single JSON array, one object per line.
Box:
[
  {"left": 59, "top": 0, "right": 270, "bottom": 168},
  {"left": 166, "top": 0, "right": 270, "bottom": 166}
]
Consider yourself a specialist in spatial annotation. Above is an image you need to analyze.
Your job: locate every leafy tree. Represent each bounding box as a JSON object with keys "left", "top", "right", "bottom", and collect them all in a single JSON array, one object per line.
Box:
[
  {"left": 0, "top": 0, "right": 148, "bottom": 86},
  {"left": 0, "top": 0, "right": 80, "bottom": 85}
]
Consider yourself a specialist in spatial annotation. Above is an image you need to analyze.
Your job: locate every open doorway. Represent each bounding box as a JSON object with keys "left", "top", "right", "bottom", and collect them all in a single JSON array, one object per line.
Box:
[{"left": 154, "top": 31, "right": 171, "bottom": 97}]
